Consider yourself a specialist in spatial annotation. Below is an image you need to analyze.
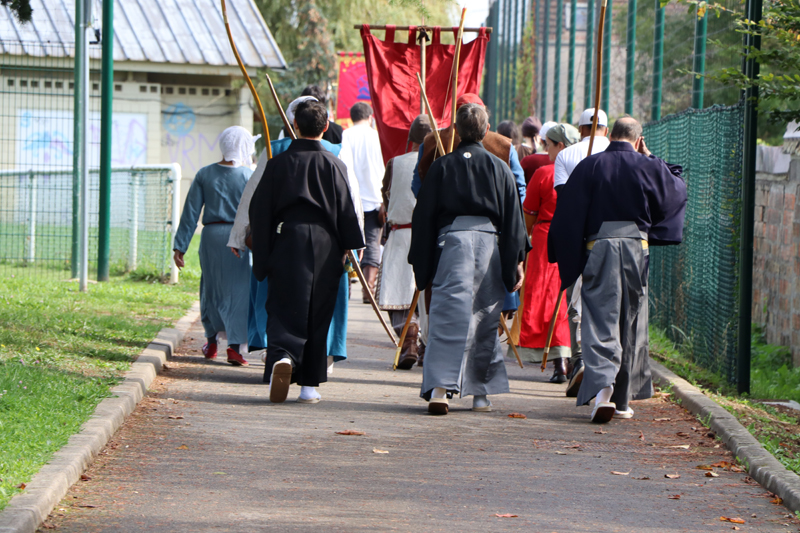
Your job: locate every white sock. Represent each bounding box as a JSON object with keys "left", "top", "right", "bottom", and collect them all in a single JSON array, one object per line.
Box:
[
  {"left": 277, "top": 357, "right": 292, "bottom": 366},
  {"left": 595, "top": 385, "right": 614, "bottom": 406},
  {"left": 431, "top": 387, "right": 447, "bottom": 399},
  {"left": 299, "top": 386, "right": 320, "bottom": 400},
  {"left": 327, "top": 355, "right": 334, "bottom": 375}
]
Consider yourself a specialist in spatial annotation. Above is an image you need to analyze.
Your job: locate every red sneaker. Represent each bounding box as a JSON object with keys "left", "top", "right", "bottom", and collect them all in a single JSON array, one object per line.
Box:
[
  {"left": 227, "top": 348, "right": 249, "bottom": 366},
  {"left": 202, "top": 342, "right": 218, "bottom": 359}
]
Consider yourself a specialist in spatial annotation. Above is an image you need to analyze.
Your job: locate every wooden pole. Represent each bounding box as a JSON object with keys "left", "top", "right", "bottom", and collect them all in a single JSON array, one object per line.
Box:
[
  {"left": 221, "top": 0, "right": 271, "bottom": 159},
  {"left": 416, "top": 73, "right": 446, "bottom": 156},
  {"left": 541, "top": 0, "right": 608, "bottom": 372},
  {"left": 348, "top": 250, "right": 399, "bottom": 347},
  {"left": 265, "top": 72, "right": 296, "bottom": 140},
  {"left": 446, "top": 8, "right": 468, "bottom": 153},
  {"left": 501, "top": 318, "right": 524, "bottom": 368},
  {"left": 354, "top": 24, "right": 492, "bottom": 33}
]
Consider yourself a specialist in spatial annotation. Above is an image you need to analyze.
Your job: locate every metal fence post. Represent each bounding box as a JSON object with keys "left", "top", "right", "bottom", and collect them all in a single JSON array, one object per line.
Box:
[
  {"left": 97, "top": 0, "right": 113, "bottom": 281},
  {"left": 553, "top": 0, "right": 563, "bottom": 121},
  {"left": 26, "top": 171, "right": 36, "bottom": 263},
  {"left": 738, "top": 0, "right": 762, "bottom": 394},
  {"left": 511, "top": 0, "right": 520, "bottom": 119},
  {"left": 584, "top": 0, "right": 595, "bottom": 109},
  {"left": 625, "top": 0, "right": 637, "bottom": 115},
  {"left": 651, "top": 0, "right": 665, "bottom": 121},
  {"left": 71, "top": 0, "right": 85, "bottom": 280},
  {"left": 170, "top": 164, "right": 181, "bottom": 284},
  {"left": 129, "top": 172, "right": 139, "bottom": 272},
  {"left": 542, "top": 0, "right": 550, "bottom": 120},
  {"left": 484, "top": 1, "right": 500, "bottom": 119},
  {"left": 567, "top": 0, "right": 577, "bottom": 121},
  {"left": 601, "top": 0, "right": 612, "bottom": 113},
  {"left": 692, "top": 7, "right": 708, "bottom": 109}
]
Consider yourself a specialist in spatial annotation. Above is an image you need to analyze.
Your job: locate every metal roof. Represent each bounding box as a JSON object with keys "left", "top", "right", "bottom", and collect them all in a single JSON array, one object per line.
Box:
[{"left": 0, "top": 0, "right": 287, "bottom": 69}]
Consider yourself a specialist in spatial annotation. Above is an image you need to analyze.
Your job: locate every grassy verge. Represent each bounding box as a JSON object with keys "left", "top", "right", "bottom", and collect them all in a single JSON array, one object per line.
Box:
[
  {"left": 0, "top": 237, "right": 201, "bottom": 510},
  {"left": 650, "top": 325, "right": 800, "bottom": 475}
]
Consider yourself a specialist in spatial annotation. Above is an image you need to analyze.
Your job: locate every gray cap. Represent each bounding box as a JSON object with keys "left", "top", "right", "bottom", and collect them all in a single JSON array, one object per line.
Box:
[
  {"left": 408, "top": 114, "right": 433, "bottom": 145},
  {"left": 546, "top": 123, "right": 581, "bottom": 147}
]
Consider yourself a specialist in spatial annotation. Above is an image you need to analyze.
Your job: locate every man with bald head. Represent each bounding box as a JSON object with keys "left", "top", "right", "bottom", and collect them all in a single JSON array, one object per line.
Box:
[{"left": 549, "top": 115, "right": 687, "bottom": 423}]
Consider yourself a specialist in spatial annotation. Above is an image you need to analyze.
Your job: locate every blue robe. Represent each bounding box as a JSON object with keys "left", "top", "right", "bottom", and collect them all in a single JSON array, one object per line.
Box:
[
  {"left": 174, "top": 164, "right": 252, "bottom": 344},
  {"left": 248, "top": 138, "right": 351, "bottom": 361}
]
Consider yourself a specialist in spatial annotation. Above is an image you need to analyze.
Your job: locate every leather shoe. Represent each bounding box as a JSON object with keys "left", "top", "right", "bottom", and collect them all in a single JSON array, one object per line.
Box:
[
  {"left": 549, "top": 358, "right": 567, "bottom": 383},
  {"left": 226, "top": 348, "right": 249, "bottom": 366},
  {"left": 202, "top": 342, "right": 217, "bottom": 359},
  {"left": 566, "top": 359, "right": 584, "bottom": 397}
]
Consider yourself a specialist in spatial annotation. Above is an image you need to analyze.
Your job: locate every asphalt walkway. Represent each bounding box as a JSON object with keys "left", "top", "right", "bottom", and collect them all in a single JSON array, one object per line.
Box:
[{"left": 43, "top": 290, "right": 799, "bottom": 532}]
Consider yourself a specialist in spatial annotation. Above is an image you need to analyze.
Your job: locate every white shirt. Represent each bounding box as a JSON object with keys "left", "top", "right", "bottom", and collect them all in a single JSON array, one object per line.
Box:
[
  {"left": 339, "top": 122, "right": 385, "bottom": 212},
  {"left": 553, "top": 135, "right": 611, "bottom": 188}
]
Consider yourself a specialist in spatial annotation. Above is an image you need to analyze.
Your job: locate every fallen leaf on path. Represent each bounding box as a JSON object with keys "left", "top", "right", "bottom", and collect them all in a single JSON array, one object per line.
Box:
[
  {"left": 41, "top": 522, "right": 56, "bottom": 529},
  {"left": 668, "top": 445, "right": 690, "bottom": 449},
  {"left": 731, "top": 466, "right": 745, "bottom": 473},
  {"left": 563, "top": 444, "right": 581, "bottom": 449},
  {"left": 555, "top": 451, "right": 567, "bottom": 455},
  {"left": 495, "top": 514, "right": 518, "bottom": 518},
  {"left": 634, "top": 476, "right": 651, "bottom": 480},
  {"left": 711, "top": 461, "right": 733, "bottom": 468},
  {"left": 639, "top": 431, "right": 645, "bottom": 441},
  {"left": 77, "top": 504, "right": 98, "bottom": 508},
  {"left": 80, "top": 474, "right": 91, "bottom": 481},
  {"left": 695, "top": 465, "right": 714, "bottom": 470},
  {"left": 176, "top": 445, "right": 189, "bottom": 450},
  {"left": 665, "top": 474, "right": 681, "bottom": 479},
  {"left": 372, "top": 448, "right": 389, "bottom": 454},
  {"left": 611, "top": 471, "right": 630, "bottom": 476},
  {"left": 771, "top": 497, "right": 783, "bottom": 505},
  {"left": 16, "top": 483, "right": 26, "bottom": 490},
  {"left": 705, "top": 471, "right": 720, "bottom": 478},
  {"left": 668, "top": 495, "right": 681, "bottom": 500},
  {"left": 508, "top": 413, "right": 527, "bottom": 419},
  {"left": 168, "top": 416, "right": 184, "bottom": 420},
  {"left": 594, "top": 429, "right": 607, "bottom": 434},
  {"left": 676, "top": 432, "right": 690, "bottom": 438},
  {"left": 731, "top": 527, "right": 741, "bottom": 530},
  {"left": 654, "top": 417, "right": 671, "bottom": 421},
  {"left": 720, "top": 517, "right": 745, "bottom": 524},
  {"left": 336, "top": 430, "right": 366, "bottom": 436}
]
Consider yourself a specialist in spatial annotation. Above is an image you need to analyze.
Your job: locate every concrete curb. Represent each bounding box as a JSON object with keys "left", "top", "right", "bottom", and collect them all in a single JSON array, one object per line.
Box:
[
  {"left": 0, "top": 301, "right": 200, "bottom": 533},
  {"left": 650, "top": 360, "right": 800, "bottom": 513}
]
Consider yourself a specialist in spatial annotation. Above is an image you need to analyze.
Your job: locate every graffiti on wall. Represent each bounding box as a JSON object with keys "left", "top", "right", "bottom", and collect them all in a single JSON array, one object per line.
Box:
[
  {"left": 16, "top": 109, "right": 148, "bottom": 170},
  {"left": 162, "top": 102, "right": 228, "bottom": 176}
]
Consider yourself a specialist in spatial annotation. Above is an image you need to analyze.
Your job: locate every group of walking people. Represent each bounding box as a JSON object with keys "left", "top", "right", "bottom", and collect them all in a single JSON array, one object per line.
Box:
[{"left": 172, "top": 82, "right": 687, "bottom": 424}]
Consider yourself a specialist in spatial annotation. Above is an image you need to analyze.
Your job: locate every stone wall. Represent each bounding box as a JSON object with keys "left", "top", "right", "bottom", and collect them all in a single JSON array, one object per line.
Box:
[{"left": 752, "top": 142, "right": 800, "bottom": 365}]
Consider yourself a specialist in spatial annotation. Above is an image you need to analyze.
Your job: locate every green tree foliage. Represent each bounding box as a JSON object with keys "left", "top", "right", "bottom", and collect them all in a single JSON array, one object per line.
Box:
[
  {"left": 251, "top": 0, "right": 455, "bottom": 135},
  {"left": 2, "top": 0, "right": 32, "bottom": 23}
]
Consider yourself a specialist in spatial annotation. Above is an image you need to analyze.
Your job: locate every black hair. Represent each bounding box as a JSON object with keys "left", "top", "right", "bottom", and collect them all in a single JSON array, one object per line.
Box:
[
  {"left": 350, "top": 102, "right": 373, "bottom": 123},
  {"left": 301, "top": 84, "right": 327, "bottom": 104},
  {"left": 295, "top": 100, "right": 329, "bottom": 138}
]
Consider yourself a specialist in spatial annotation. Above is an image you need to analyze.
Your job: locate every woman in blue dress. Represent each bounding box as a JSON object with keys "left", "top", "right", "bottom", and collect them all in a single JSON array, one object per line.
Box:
[{"left": 173, "top": 126, "right": 257, "bottom": 366}]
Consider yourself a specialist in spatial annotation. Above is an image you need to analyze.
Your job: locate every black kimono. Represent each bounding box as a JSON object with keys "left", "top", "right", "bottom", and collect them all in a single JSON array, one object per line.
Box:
[
  {"left": 549, "top": 141, "right": 687, "bottom": 409},
  {"left": 250, "top": 139, "right": 364, "bottom": 387},
  {"left": 408, "top": 141, "right": 529, "bottom": 398}
]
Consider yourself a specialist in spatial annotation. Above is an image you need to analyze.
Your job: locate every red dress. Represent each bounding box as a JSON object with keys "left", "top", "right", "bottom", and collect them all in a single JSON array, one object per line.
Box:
[
  {"left": 520, "top": 153, "right": 551, "bottom": 184},
  {"left": 518, "top": 164, "right": 570, "bottom": 350}
]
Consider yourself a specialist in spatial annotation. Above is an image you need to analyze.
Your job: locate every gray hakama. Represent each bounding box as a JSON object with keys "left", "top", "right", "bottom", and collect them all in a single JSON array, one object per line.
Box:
[
  {"left": 421, "top": 216, "right": 510, "bottom": 398},
  {"left": 576, "top": 221, "right": 652, "bottom": 409}
]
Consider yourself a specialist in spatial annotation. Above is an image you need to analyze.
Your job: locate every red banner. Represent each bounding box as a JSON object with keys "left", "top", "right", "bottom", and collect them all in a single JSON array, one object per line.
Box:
[
  {"left": 336, "top": 53, "right": 371, "bottom": 128},
  {"left": 360, "top": 25, "right": 489, "bottom": 164}
]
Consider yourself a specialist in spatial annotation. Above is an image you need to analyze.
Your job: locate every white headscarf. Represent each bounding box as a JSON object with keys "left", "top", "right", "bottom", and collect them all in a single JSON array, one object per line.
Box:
[
  {"left": 219, "top": 126, "right": 260, "bottom": 167},
  {"left": 286, "top": 95, "right": 319, "bottom": 125}
]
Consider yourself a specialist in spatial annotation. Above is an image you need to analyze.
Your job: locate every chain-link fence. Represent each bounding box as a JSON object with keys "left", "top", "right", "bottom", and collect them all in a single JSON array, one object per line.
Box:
[
  {"left": 645, "top": 103, "right": 745, "bottom": 383},
  {"left": 0, "top": 42, "right": 178, "bottom": 280}
]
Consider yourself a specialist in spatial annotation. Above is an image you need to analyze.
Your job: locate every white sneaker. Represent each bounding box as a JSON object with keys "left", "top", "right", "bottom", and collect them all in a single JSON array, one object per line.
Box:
[
  {"left": 614, "top": 407, "right": 634, "bottom": 419},
  {"left": 591, "top": 401, "right": 616, "bottom": 423},
  {"left": 269, "top": 357, "right": 292, "bottom": 403},
  {"left": 327, "top": 355, "right": 334, "bottom": 375},
  {"left": 472, "top": 395, "right": 492, "bottom": 412},
  {"left": 297, "top": 386, "right": 321, "bottom": 404}
]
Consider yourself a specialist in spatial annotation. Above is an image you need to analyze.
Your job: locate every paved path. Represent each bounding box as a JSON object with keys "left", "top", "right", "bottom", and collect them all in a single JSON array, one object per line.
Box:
[{"left": 44, "top": 291, "right": 799, "bottom": 532}]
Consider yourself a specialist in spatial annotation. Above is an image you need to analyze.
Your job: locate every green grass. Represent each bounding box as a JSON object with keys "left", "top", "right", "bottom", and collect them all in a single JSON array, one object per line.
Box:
[
  {"left": 0, "top": 236, "right": 200, "bottom": 510},
  {"left": 650, "top": 324, "right": 800, "bottom": 474}
]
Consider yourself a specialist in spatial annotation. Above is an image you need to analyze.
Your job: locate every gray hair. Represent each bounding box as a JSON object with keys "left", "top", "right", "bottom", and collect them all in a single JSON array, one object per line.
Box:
[
  {"left": 456, "top": 104, "right": 489, "bottom": 143},
  {"left": 610, "top": 115, "right": 643, "bottom": 143}
]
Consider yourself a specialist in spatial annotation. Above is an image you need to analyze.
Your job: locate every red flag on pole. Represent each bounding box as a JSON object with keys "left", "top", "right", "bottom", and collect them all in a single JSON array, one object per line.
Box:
[{"left": 360, "top": 25, "right": 489, "bottom": 164}]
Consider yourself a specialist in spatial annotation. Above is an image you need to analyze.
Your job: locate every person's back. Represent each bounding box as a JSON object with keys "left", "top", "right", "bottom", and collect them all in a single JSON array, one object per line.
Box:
[{"left": 341, "top": 122, "right": 383, "bottom": 201}]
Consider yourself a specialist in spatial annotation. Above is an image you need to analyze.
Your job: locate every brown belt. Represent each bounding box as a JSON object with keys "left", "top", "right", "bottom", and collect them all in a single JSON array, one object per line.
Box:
[
  {"left": 204, "top": 221, "right": 233, "bottom": 226},
  {"left": 391, "top": 223, "right": 412, "bottom": 231}
]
